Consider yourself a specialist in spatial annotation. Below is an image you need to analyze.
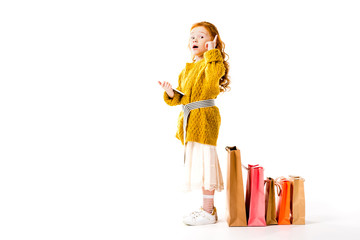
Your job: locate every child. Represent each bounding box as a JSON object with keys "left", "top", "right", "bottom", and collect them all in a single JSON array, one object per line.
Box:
[{"left": 158, "top": 21, "right": 231, "bottom": 226}]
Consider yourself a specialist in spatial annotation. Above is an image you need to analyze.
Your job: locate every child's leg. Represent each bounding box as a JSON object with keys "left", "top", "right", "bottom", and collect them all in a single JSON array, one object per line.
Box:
[{"left": 202, "top": 186, "right": 215, "bottom": 213}]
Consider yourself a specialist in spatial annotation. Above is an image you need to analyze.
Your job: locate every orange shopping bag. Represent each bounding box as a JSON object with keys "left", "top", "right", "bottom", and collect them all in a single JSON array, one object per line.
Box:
[{"left": 276, "top": 177, "right": 291, "bottom": 225}]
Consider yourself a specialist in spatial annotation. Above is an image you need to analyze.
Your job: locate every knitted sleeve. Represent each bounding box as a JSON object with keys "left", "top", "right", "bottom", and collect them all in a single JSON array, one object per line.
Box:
[
  {"left": 204, "top": 49, "right": 226, "bottom": 95},
  {"left": 163, "top": 68, "right": 185, "bottom": 106}
]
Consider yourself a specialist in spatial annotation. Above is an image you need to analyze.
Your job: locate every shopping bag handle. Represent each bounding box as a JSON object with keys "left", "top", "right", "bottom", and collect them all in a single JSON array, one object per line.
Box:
[
  {"left": 265, "top": 178, "right": 282, "bottom": 196},
  {"left": 275, "top": 182, "right": 282, "bottom": 196},
  {"left": 275, "top": 176, "right": 289, "bottom": 183},
  {"left": 289, "top": 175, "right": 305, "bottom": 182},
  {"left": 278, "top": 175, "right": 305, "bottom": 182},
  {"left": 242, "top": 164, "right": 264, "bottom": 171}
]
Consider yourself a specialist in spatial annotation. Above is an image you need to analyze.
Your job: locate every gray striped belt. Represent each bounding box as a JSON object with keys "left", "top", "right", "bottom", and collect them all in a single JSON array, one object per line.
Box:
[{"left": 182, "top": 99, "right": 216, "bottom": 163}]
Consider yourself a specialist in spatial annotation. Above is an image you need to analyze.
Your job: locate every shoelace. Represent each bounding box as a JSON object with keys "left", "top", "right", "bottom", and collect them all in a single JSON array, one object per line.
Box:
[
  {"left": 190, "top": 209, "right": 210, "bottom": 221},
  {"left": 192, "top": 210, "right": 205, "bottom": 217}
]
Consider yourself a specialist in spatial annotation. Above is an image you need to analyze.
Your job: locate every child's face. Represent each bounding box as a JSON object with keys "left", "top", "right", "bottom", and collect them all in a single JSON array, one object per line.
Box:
[{"left": 189, "top": 26, "right": 212, "bottom": 59}]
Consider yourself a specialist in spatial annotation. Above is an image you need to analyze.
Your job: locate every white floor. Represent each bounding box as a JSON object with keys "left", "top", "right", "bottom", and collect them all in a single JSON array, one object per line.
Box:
[
  {"left": 110, "top": 185, "right": 359, "bottom": 240},
  {"left": 1, "top": 193, "right": 358, "bottom": 240},
  {"left": 124, "top": 204, "right": 359, "bottom": 240}
]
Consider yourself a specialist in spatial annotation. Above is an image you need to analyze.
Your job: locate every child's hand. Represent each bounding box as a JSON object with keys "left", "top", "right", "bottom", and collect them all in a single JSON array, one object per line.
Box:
[
  {"left": 205, "top": 35, "right": 218, "bottom": 50},
  {"left": 158, "top": 81, "right": 174, "bottom": 98}
]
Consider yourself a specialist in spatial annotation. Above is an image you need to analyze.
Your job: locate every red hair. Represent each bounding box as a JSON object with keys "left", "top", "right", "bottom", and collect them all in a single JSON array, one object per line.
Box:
[{"left": 188, "top": 21, "right": 231, "bottom": 93}]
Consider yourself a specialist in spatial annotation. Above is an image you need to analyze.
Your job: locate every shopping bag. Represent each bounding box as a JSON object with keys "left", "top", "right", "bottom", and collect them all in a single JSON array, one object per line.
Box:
[
  {"left": 276, "top": 177, "right": 291, "bottom": 225},
  {"left": 289, "top": 175, "right": 306, "bottom": 224},
  {"left": 264, "top": 177, "right": 281, "bottom": 225},
  {"left": 245, "top": 164, "right": 266, "bottom": 226},
  {"left": 225, "top": 146, "right": 247, "bottom": 227}
]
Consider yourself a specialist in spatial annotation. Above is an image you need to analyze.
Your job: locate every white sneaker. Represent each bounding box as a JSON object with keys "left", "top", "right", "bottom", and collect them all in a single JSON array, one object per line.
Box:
[{"left": 183, "top": 206, "right": 218, "bottom": 226}]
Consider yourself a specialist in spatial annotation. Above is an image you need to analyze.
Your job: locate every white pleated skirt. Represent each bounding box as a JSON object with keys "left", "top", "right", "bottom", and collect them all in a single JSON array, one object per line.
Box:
[{"left": 182, "top": 141, "right": 224, "bottom": 192}]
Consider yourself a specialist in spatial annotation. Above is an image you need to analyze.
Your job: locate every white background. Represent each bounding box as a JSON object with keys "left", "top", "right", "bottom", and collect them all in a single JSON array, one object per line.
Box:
[{"left": 1, "top": 0, "right": 359, "bottom": 239}]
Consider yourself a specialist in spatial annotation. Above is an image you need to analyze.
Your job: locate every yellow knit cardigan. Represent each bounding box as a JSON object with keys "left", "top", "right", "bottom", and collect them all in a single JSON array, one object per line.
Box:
[{"left": 163, "top": 48, "right": 226, "bottom": 146}]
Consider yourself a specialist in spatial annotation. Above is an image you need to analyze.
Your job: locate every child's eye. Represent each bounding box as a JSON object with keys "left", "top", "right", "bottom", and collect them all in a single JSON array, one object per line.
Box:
[{"left": 201, "top": 36, "right": 204, "bottom": 38}]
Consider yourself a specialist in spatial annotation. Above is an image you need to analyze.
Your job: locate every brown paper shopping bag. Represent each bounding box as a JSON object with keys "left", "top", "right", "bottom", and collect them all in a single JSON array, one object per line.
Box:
[
  {"left": 264, "top": 177, "right": 281, "bottom": 225},
  {"left": 289, "top": 175, "right": 306, "bottom": 225},
  {"left": 225, "top": 146, "right": 247, "bottom": 226}
]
